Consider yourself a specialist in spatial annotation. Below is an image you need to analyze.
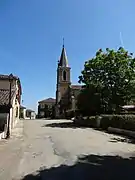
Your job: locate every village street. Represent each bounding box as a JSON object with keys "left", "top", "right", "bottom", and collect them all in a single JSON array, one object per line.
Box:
[{"left": 0, "top": 119, "right": 135, "bottom": 180}]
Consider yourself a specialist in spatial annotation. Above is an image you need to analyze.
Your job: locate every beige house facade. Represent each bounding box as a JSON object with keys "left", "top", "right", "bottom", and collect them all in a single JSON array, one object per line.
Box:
[{"left": 0, "top": 74, "right": 22, "bottom": 138}]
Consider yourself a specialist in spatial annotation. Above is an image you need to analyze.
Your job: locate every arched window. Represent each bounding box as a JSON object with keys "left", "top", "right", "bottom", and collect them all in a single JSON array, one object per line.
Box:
[{"left": 63, "top": 70, "right": 66, "bottom": 81}]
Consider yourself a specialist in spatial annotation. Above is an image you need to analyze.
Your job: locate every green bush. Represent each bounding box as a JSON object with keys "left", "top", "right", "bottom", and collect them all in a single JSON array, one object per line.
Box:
[
  {"left": 75, "top": 116, "right": 96, "bottom": 127},
  {"left": 66, "top": 110, "right": 75, "bottom": 119},
  {"left": 86, "top": 116, "right": 97, "bottom": 127},
  {"left": 100, "top": 114, "right": 135, "bottom": 131}
]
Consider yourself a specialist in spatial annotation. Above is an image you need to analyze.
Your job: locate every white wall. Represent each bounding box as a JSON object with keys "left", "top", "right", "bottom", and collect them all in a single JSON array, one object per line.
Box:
[
  {"left": 7, "top": 79, "right": 20, "bottom": 129},
  {"left": 23, "top": 109, "right": 26, "bottom": 119},
  {"left": 31, "top": 112, "right": 36, "bottom": 119},
  {"left": 11, "top": 96, "right": 20, "bottom": 129}
]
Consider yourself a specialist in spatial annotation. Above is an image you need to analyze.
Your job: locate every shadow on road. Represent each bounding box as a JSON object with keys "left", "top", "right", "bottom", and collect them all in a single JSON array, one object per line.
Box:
[
  {"left": 44, "top": 122, "right": 135, "bottom": 144},
  {"left": 21, "top": 154, "right": 135, "bottom": 180},
  {"left": 43, "top": 122, "right": 86, "bottom": 129}
]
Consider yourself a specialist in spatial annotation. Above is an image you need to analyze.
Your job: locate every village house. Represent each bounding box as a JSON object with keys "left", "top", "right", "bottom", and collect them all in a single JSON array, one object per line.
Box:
[
  {"left": 38, "top": 98, "right": 55, "bottom": 118},
  {"left": 0, "top": 74, "right": 22, "bottom": 139},
  {"left": 26, "top": 109, "right": 36, "bottom": 119},
  {"left": 20, "top": 106, "right": 36, "bottom": 120},
  {"left": 20, "top": 105, "right": 26, "bottom": 119}
]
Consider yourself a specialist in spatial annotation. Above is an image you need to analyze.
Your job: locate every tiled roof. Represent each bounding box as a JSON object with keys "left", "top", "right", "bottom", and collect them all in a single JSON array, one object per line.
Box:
[
  {"left": 71, "top": 85, "right": 82, "bottom": 90},
  {"left": 38, "top": 98, "right": 56, "bottom": 103},
  {"left": 26, "top": 109, "right": 35, "bottom": 112},
  {"left": 20, "top": 105, "right": 26, "bottom": 109},
  {"left": 0, "top": 74, "right": 19, "bottom": 80},
  {"left": 0, "top": 74, "right": 22, "bottom": 95},
  {"left": 0, "top": 89, "right": 16, "bottom": 105},
  {"left": 59, "top": 46, "right": 68, "bottom": 67}
]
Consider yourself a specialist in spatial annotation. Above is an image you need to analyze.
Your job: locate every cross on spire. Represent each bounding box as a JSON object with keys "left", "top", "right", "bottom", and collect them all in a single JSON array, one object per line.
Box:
[
  {"left": 59, "top": 38, "right": 68, "bottom": 67},
  {"left": 63, "top": 38, "right": 64, "bottom": 48}
]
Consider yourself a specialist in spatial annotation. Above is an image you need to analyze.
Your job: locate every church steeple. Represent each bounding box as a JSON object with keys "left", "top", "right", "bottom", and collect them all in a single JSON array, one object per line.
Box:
[
  {"left": 59, "top": 39, "right": 68, "bottom": 67},
  {"left": 55, "top": 40, "right": 71, "bottom": 117}
]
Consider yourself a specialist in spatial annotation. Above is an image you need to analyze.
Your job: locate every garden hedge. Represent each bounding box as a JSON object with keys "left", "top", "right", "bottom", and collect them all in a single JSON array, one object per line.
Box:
[
  {"left": 75, "top": 114, "right": 135, "bottom": 131},
  {"left": 100, "top": 114, "right": 135, "bottom": 131},
  {"left": 86, "top": 116, "right": 97, "bottom": 127}
]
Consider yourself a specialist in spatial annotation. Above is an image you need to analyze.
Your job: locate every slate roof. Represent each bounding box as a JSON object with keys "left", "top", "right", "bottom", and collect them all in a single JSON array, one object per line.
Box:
[
  {"left": 0, "top": 89, "right": 16, "bottom": 105},
  {"left": 38, "top": 98, "right": 56, "bottom": 104},
  {"left": 59, "top": 45, "right": 68, "bottom": 67}
]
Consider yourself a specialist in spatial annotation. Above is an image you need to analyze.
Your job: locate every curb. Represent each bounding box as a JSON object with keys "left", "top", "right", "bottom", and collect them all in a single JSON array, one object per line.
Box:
[{"left": 108, "top": 127, "right": 135, "bottom": 138}]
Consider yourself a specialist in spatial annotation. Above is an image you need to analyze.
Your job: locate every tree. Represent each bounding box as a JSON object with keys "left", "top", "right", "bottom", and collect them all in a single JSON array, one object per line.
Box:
[
  {"left": 78, "top": 47, "right": 135, "bottom": 113},
  {"left": 77, "top": 85, "right": 102, "bottom": 116},
  {"left": 51, "top": 105, "right": 55, "bottom": 119}
]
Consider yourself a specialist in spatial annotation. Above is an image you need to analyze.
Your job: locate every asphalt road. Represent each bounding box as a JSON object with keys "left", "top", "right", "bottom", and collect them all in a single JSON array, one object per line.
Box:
[{"left": 0, "top": 119, "right": 135, "bottom": 180}]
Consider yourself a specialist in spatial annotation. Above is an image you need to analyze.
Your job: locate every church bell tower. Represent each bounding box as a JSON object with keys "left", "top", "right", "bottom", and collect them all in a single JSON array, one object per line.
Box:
[{"left": 55, "top": 41, "right": 71, "bottom": 116}]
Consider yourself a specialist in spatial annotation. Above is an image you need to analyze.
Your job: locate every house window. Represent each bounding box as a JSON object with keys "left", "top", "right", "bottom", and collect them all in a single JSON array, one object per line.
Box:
[
  {"left": 40, "top": 104, "right": 44, "bottom": 109},
  {"left": 63, "top": 70, "right": 66, "bottom": 81},
  {"left": 15, "top": 99, "right": 17, "bottom": 105},
  {"left": 16, "top": 107, "right": 18, "bottom": 117}
]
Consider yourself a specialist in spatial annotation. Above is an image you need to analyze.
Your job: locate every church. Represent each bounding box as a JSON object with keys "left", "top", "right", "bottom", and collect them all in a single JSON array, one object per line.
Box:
[
  {"left": 55, "top": 44, "right": 82, "bottom": 118},
  {"left": 38, "top": 43, "right": 82, "bottom": 118}
]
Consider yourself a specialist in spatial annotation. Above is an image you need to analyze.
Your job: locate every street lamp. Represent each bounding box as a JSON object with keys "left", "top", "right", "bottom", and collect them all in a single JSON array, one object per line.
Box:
[{"left": 6, "top": 73, "right": 14, "bottom": 139}]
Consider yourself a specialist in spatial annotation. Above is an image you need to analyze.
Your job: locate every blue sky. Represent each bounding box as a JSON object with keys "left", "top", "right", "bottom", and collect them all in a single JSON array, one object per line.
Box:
[{"left": 0, "top": 0, "right": 135, "bottom": 111}]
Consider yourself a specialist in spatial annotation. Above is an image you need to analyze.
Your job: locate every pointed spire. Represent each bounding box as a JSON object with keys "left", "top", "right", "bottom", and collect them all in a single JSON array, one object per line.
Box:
[{"left": 59, "top": 38, "right": 68, "bottom": 67}]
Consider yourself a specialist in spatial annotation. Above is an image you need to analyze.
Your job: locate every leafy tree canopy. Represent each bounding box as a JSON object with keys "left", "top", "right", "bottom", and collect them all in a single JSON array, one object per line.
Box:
[
  {"left": 78, "top": 47, "right": 135, "bottom": 113},
  {"left": 77, "top": 85, "right": 102, "bottom": 116}
]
